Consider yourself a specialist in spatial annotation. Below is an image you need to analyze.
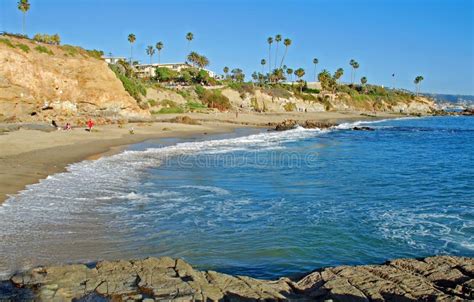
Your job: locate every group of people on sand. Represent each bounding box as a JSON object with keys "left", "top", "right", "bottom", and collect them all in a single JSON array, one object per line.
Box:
[{"left": 51, "top": 119, "right": 95, "bottom": 132}]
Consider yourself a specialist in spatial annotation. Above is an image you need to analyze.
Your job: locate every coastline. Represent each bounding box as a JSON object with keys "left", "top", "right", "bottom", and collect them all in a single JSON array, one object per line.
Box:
[{"left": 0, "top": 111, "right": 405, "bottom": 204}]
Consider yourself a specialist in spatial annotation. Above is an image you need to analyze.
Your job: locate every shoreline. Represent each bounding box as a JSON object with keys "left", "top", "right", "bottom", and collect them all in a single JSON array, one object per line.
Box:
[{"left": 0, "top": 111, "right": 406, "bottom": 204}]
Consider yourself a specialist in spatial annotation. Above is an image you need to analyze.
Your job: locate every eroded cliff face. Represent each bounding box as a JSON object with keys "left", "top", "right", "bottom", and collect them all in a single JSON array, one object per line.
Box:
[{"left": 0, "top": 36, "right": 148, "bottom": 124}]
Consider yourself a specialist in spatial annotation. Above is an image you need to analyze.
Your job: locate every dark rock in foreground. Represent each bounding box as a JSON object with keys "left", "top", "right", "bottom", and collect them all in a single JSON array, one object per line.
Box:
[
  {"left": 274, "top": 119, "right": 337, "bottom": 131},
  {"left": 2, "top": 255, "right": 472, "bottom": 301}
]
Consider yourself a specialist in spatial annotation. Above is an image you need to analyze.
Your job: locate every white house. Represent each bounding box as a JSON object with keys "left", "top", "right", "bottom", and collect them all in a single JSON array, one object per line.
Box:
[
  {"left": 102, "top": 56, "right": 126, "bottom": 65},
  {"left": 134, "top": 62, "right": 219, "bottom": 79}
]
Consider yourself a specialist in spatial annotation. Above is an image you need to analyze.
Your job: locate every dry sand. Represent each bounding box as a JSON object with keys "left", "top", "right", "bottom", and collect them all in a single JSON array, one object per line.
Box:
[{"left": 0, "top": 111, "right": 403, "bottom": 203}]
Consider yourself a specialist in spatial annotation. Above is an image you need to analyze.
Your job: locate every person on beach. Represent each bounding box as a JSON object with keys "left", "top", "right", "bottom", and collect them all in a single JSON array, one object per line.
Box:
[
  {"left": 52, "top": 120, "right": 59, "bottom": 130},
  {"left": 86, "top": 119, "right": 94, "bottom": 132},
  {"left": 64, "top": 123, "right": 72, "bottom": 131}
]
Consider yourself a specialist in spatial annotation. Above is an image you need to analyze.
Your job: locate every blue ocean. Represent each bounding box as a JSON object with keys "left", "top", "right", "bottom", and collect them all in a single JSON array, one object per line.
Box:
[{"left": 0, "top": 116, "right": 473, "bottom": 279}]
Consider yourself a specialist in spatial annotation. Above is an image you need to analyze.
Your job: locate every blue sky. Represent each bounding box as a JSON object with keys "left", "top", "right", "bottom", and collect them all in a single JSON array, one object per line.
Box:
[{"left": 1, "top": 0, "right": 473, "bottom": 95}]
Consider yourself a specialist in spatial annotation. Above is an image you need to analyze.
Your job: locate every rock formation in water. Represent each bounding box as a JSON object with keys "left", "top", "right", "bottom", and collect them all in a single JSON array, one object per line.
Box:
[{"left": 1, "top": 255, "right": 472, "bottom": 301}]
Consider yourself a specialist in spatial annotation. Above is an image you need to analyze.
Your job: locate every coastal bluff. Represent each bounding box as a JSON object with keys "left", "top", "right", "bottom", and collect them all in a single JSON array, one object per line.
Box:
[
  {"left": 0, "top": 35, "right": 148, "bottom": 124},
  {"left": 2, "top": 255, "right": 472, "bottom": 301}
]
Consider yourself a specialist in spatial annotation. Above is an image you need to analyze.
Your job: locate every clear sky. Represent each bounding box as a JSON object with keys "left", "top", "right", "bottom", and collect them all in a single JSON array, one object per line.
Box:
[{"left": 1, "top": 0, "right": 473, "bottom": 95}]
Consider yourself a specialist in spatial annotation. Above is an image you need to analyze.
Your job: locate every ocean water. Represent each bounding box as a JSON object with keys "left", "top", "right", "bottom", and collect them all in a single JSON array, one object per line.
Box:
[{"left": 0, "top": 116, "right": 473, "bottom": 279}]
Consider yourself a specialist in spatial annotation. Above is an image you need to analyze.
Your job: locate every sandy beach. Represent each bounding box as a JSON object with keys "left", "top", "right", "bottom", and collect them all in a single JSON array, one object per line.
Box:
[{"left": 0, "top": 111, "right": 402, "bottom": 203}]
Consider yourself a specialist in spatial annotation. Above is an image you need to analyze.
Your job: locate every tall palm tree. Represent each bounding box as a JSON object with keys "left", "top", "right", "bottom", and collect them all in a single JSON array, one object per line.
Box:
[
  {"left": 360, "top": 76, "right": 367, "bottom": 85},
  {"left": 186, "top": 32, "right": 194, "bottom": 54},
  {"left": 155, "top": 41, "right": 163, "bottom": 64},
  {"left": 414, "top": 75, "right": 424, "bottom": 95},
  {"left": 146, "top": 45, "right": 155, "bottom": 64},
  {"left": 274, "top": 34, "right": 282, "bottom": 69},
  {"left": 313, "top": 58, "right": 319, "bottom": 82},
  {"left": 279, "top": 38, "right": 291, "bottom": 68},
  {"left": 349, "top": 59, "right": 358, "bottom": 84},
  {"left": 128, "top": 34, "right": 136, "bottom": 65},
  {"left": 260, "top": 59, "right": 266, "bottom": 74},
  {"left": 223, "top": 66, "right": 229, "bottom": 79},
  {"left": 294, "top": 68, "right": 306, "bottom": 92},
  {"left": 17, "top": 0, "right": 30, "bottom": 35},
  {"left": 267, "top": 37, "right": 273, "bottom": 74}
]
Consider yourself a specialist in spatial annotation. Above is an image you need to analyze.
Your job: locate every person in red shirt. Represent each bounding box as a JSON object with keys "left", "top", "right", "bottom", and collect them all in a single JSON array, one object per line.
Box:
[{"left": 86, "top": 119, "right": 94, "bottom": 132}]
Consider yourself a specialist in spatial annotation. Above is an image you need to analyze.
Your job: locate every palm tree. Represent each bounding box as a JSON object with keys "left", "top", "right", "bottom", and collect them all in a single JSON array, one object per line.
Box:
[
  {"left": 146, "top": 45, "right": 155, "bottom": 64},
  {"left": 414, "top": 76, "right": 424, "bottom": 95},
  {"left": 313, "top": 58, "right": 319, "bottom": 82},
  {"left": 267, "top": 37, "right": 273, "bottom": 74},
  {"left": 279, "top": 38, "right": 291, "bottom": 68},
  {"left": 17, "top": 0, "right": 30, "bottom": 35},
  {"left": 155, "top": 41, "right": 163, "bottom": 64},
  {"left": 353, "top": 62, "right": 360, "bottom": 83},
  {"left": 187, "top": 51, "right": 199, "bottom": 67},
  {"left": 196, "top": 55, "right": 209, "bottom": 68},
  {"left": 286, "top": 68, "right": 294, "bottom": 83},
  {"left": 260, "top": 59, "right": 266, "bottom": 74},
  {"left": 186, "top": 32, "right": 194, "bottom": 54},
  {"left": 361, "top": 76, "right": 367, "bottom": 85},
  {"left": 274, "top": 34, "right": 282, "bottom": 69},
  {"left": 294, "top": 68, "right": 306, "bottom": 92},
  {"left": 223, "top": 66, "right": 229, "bottom": 79},
  {"left": 334, "top": 68, "right": 344, "bottom": 83},
  {"left": 128, "top": 34, "right": 136, "bottom": 65}
]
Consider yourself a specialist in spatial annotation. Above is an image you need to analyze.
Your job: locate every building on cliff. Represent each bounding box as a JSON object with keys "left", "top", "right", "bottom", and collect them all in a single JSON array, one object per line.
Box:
[{"left": 134, "top": 62, "right": 219, "bottom": 79}]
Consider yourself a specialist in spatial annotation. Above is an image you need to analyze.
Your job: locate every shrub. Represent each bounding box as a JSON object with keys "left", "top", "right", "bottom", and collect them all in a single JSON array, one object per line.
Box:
[
  {"left": 147, "top": 99, "right": 157, "bottom": 107},
  {"left": 250, "top": 97, "right": 260, "bottom": 112},
  {"left": 197, "top": 88, "right": 231, "bottom": 111},
  {"left": 34, "top": 45, "right": 54, "bottom": 55},
  {"left": 284, "top": 102, "right": 297, "bottom": 112},
  {"left": 86, "top": 49, "right": 104, "bottom": 60},
  {"left": 110, "top": 65, "right": 146, "bottom": 101},
  {"left": 0, "top": 38, "right": 15, "bottom": 48},
  {"left": 294, "top": 91, "right": 317, "bottom": 101},
  {"left": 160, "top": 99, "right": 178, "bottom": 108},
  {"left": 155, "top": 67, "right": 178, "bottom": 82},
  {"left": 16, "top": 43, "right": 30, "bottom": 53},
  {"left": 228, "top": 82, "right": 255, "bottom": 97},
  {"left": 61, "top": 45, "right": 79, "bottom": 57},
  {"left": 186, "top": 100, "right": 207, "bottom": 111},
  {"left": 156, "top": 107, "right": 184, "bottom": 114},
  {"left": 33, "top": 33, "right": 61, "bottom": 45}
]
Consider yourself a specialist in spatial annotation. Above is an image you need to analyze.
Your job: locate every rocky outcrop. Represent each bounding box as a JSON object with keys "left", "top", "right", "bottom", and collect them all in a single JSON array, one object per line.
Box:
[
  {"left": 3, "top": 255, "right": 471, "bottom": 301},
  {"left": 273, "top": 119, "right": 337, "bottom": 131},
  {"left": 0, "top": 35, "right": 149, "bottom": 123}
]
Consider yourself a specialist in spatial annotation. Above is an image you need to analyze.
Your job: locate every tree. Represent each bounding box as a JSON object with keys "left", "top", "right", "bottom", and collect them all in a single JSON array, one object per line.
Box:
[
  {"left": 318, "top": 69, "right": 337, "bottom": 92},
  {"left": 231, "top": 68, "right": 245, "bottom": 82},
  {"left": 260, "top": 59, "right": 266, "bottom": 75},
  {"left": 414, "top": 75, "right": 424, "bottom": 95},
  {"left": 17, "top": 0, "right": 30, "bottom": 35},
  {"left": 128, "top": 34, "right": 136, "bottom": 65},
  {"left": 223, "top": 66, "right": 229, "bottom": 78},
  {"left": 313, "top": 58, "right": 319, "bottom": 81},
  {"left": 186, "top": 32, "right": 194, "bottom": 54},
  {"left": 187, "top": 52, "right": 209, "bottom": 68},
  {"left": 349, "top": 59, "right": 359, "bottom": 84},
  {"left": 155, "top": 41, "right": 164, "bottom": 64},
  {"left": 274, "top": 34, "right": 282, "bottom": 69},
  {"left": 146, "top": 45, "right": 155, "bottom": 64},
  {"left": 267, "top": 37, "right": 273, "bottom": 74},
  {"left": 286, "top": 68, "right": 294, "bottom": 82},
  {"left": 360, "top": 76, "right": 367, "bottom": 86},
  {"left": 279, "top": 38, "right": 291, "bottom": 68},
  {"left": 294, "top": 68, "right": 306, "bottom": 92},
  {"left": 334, "top": 68, "right": 344, "bottom": 83}
]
